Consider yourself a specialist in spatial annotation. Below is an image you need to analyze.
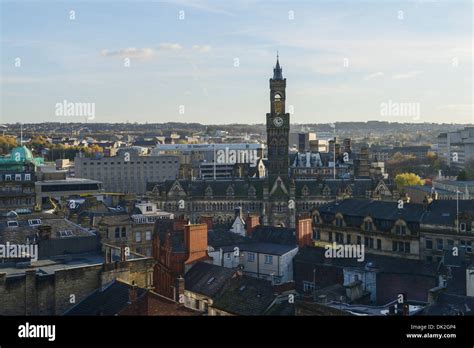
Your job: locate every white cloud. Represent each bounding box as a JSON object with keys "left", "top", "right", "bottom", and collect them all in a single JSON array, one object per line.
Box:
[
  {"left": 192, "top": 45, "right": 211, "bottom": 53},
  {"left": 101, "top": 47, "right": 155, "bottom": 59},
  {"left": 392, "top": 71, "right": 423, "bottom": 80},
  {"left": 364, "top": 72, "right": 384, "bottom": 81},
  {"left": 159, "top": 43, "right": 183, "bottom": 51}
]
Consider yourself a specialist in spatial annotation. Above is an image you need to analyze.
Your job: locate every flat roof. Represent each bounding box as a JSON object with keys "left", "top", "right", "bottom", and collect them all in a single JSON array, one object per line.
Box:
[{"left": 36, "top": 178, "right": 102, "bottom": 185}]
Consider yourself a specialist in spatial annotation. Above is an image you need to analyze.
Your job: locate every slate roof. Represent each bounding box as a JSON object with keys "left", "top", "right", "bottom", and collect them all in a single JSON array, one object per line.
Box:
[
  {"left": 65, "top": 279, "right": 147, "bottom": 316},
  {"left": 316, "top": 198, "right": 425, "bottom": 233},
  {"left": 423, "top": 293, "right": 474, "bottom": 315},
  {"left": 212, "top": 275, "right": 277, "bottom": 315},
  {"left": 0, "top": 217, "right": 95, "bottom": 244},
  {"left": 185, "top": 262, "right": 236, "bottom": 298},
  {"left": 148, "top": 178, "right": 387, "bottom": 199},
  {"left": 420, "top": 200, "right": 474, "bottom": 226},
  {"left": 207, "top": 229, "right": 250, "bottom": 248},
  {"left": 250, "top": 225, "right": 296, "bottom": 245},
  {"left": 294, "top": 246, "right": 437, "bottom": 277},
  {"left": 221, "top": 242, "right": 296, "bottom": 256}
]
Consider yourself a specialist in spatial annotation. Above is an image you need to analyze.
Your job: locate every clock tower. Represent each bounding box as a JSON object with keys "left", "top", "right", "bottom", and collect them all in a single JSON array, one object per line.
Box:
[{"left": 266, "top": 54, "right": 290, "bottom": 178}]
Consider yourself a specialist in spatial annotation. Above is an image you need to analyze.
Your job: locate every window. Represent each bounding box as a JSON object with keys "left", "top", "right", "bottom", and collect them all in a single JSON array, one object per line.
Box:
[
  {"left": 377, "top": 239, "right": 382, "bottom": 250},
  {"left": 135, "top": 232, "right": 141, "bottom": 242},
  {"left": 226, "top": 253, "right": 231, "bottom": 259},
  {"left": 264, "top": 255, "right": 273, "bottom": 264},
  {"left": 447, "top": 239, "right": 454, "bottom": 247},
  {"left": 436, "top": 238, "right": 443, "bottom": 251},
  {"left": 115, "top": 227, "right": 120, "bottom": 239},
  {"left": 303, "top": 281, "right": 315, "bottom": 293},
  {"left": 393, "top": 241, "right": 410, "bottom": 253},
  {"left": 145, "top": 231, "right": 152, "bottom": 241},
  {"left": 15, "top": 174, "right": 21, "bottom": 181},
  {"left": 426, "top": 238, "right": 433, "bottom": 250},
  {"left": 357, "top": 236, "right": 361, "bottom": 245},
  {"left": 328, "top": 232, "right": 333, "bottom": 242},
  {"left": 461, "top": 240, "right": 473, "bottom": 253},
  {"left": 7, "top": 221, "right": 18, "bottom": 228},
  {"left": 364, "top": 237, "right": 374, "bottom": 249},
  {"left": 25, "top": 174, "right": 31, "bottom": 181},
  {"left": 146, "top": 205, "right": 153, "bottom": 212},
  {"left": 347, "top": 234, "right": 352, "bottom": 244},
  {"left": 247, "top": 253, "right": 255, "bottom": 262},
  {"left": 335, "top": 217, "right": 343, "bottom": 227},
  {"left": 396, "top": 225, "right": 406, "bottom": 235},
  {"left": 460, "top": 223, "right": 467, "bottom": 232},
  {"left": 364, "top": 221, "right": 373, "bottom": 232},
  {"left": 121, "top": 227, "right": 127, "bottom": 238},
  {"left": 336, "top": 232, "right": 344, "bottom": 243},
  {"left": 312, "top": 229, "right": 320, "bottom": 240},
  {"left": 28, "top": 219, "right": 41, "bottom": 226}
]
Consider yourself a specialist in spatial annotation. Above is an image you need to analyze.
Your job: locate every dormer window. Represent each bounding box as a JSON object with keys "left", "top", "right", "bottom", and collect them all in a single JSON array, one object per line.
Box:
[
  {"left": 248, "top": 186, "right": 256, "bottom": 198},
  {"left": 302, "top": 185, "right": 309, "bottom": 197},
  {"left": 323, "top": 186, "right": 331, "bottom": 197},
  {"left": 364, "top": 221, "right": 374, "bottom": 232},
  {"left": 396, "top": 225, "right": 407, "bottom": 235},
  {"left": 335, "top": 217, "right": 343, "bottom": 227},
  {"left": 205, "top": 186, "right": 213, "bottom": 198}
]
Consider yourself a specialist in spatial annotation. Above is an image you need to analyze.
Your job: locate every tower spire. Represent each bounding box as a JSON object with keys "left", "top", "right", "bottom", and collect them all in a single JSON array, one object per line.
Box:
[{"left": 273, "top": 52, "right": 283, "bottom": 80}]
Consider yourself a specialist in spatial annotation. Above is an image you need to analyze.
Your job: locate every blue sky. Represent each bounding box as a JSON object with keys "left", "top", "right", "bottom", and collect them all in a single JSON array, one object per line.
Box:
[{"left": 1, "top": 0, "right": 472, "bottom": 124}]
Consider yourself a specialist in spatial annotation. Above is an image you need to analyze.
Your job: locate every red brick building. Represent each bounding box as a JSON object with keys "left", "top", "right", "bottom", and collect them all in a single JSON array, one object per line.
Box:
[{"left": 153, "top": 219, "right": 212, "bottom": 300}]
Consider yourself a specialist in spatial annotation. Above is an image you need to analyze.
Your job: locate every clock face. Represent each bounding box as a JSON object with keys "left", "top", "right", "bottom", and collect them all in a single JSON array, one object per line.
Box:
[{"left": 273, "top": 117, "right": 284, "bottom": 127}]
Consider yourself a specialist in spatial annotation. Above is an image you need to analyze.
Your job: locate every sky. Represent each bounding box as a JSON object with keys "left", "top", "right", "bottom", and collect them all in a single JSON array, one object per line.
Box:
[{"left": 0, "top": 0, "right": 473, "bottom": 125}]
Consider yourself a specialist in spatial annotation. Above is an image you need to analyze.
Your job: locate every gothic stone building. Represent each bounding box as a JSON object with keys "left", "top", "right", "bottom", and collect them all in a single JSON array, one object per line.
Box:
[{"left": 147, "top": 57, "right": 396, "bottom": 228}]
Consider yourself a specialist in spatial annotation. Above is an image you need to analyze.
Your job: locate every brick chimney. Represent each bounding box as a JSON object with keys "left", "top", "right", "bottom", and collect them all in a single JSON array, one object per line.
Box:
[
  {"left": 38, "top": 225, "right": 52, "bottom": 240},
  {"left": 152, "top": 232, "right": 160, "bottom": 259},
  {"left": 199, "top": 215, "right": 213, "bottom": 231},
  {"left": 296, "top": 217, "right": 312, "bottom": 248},
  {"left": 184, "top": 223, "right": 209, "bottom": 264},
  {"left": 245, "top": 215, "right": 260, "bottom": 237},
  {"left": 128, "top": 281, "right": 138, "bottom": 303},
  {"left": 175, "top": 276, "right": 185, "bottom": 303},
  {"left": 120, "top": 244, "right": 126, "bottom": 262},
  {"left": 104, "top": 246, "right": 113, "bottom": 264},
  {"left": 173, "top": 218, "right": 187, "bottom": 231}
]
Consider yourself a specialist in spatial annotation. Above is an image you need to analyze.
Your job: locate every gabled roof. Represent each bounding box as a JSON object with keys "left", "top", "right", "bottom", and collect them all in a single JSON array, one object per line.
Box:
[
  {"left": 421, "top": 200, "right": 474, "bottom": 226},
  {"left": 212, "top": 275, "right": 276, "bottom": 315},
  {"left": 294, "top": 246, "right": 437, "bottom": 277},
  {"left": 251, "top": 225, "right": 296, "bottom": 245},
  {"left": 185, "top": 262, "right": 236, "bottom": 298},
  {"left": 64, "top": 279, "right": 147, "bottom": 316},
  {"left": 423, "top": 293, "right": 474, "bottom": 316}
]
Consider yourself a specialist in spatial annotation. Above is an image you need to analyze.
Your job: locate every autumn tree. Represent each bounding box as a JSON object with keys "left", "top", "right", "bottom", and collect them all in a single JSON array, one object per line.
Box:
[{"left": 395, "top": 173, "right": 425, "bottom": 190}]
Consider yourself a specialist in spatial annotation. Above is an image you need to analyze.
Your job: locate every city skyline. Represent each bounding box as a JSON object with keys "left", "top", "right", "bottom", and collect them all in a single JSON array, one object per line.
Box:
[{"left": 1, "top": 0, "right": 473, "bottom": 125}]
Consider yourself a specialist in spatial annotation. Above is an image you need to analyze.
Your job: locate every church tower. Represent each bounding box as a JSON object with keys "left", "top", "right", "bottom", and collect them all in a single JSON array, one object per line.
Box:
[{"left": 266, "top": 54, "right": 290, "bottom": 178}]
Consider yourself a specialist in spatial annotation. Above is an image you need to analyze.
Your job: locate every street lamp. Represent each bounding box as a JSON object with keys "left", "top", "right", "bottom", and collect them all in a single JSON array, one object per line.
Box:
[{"left": 456, "top": 190, "right": 461, "bottom": 233}]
